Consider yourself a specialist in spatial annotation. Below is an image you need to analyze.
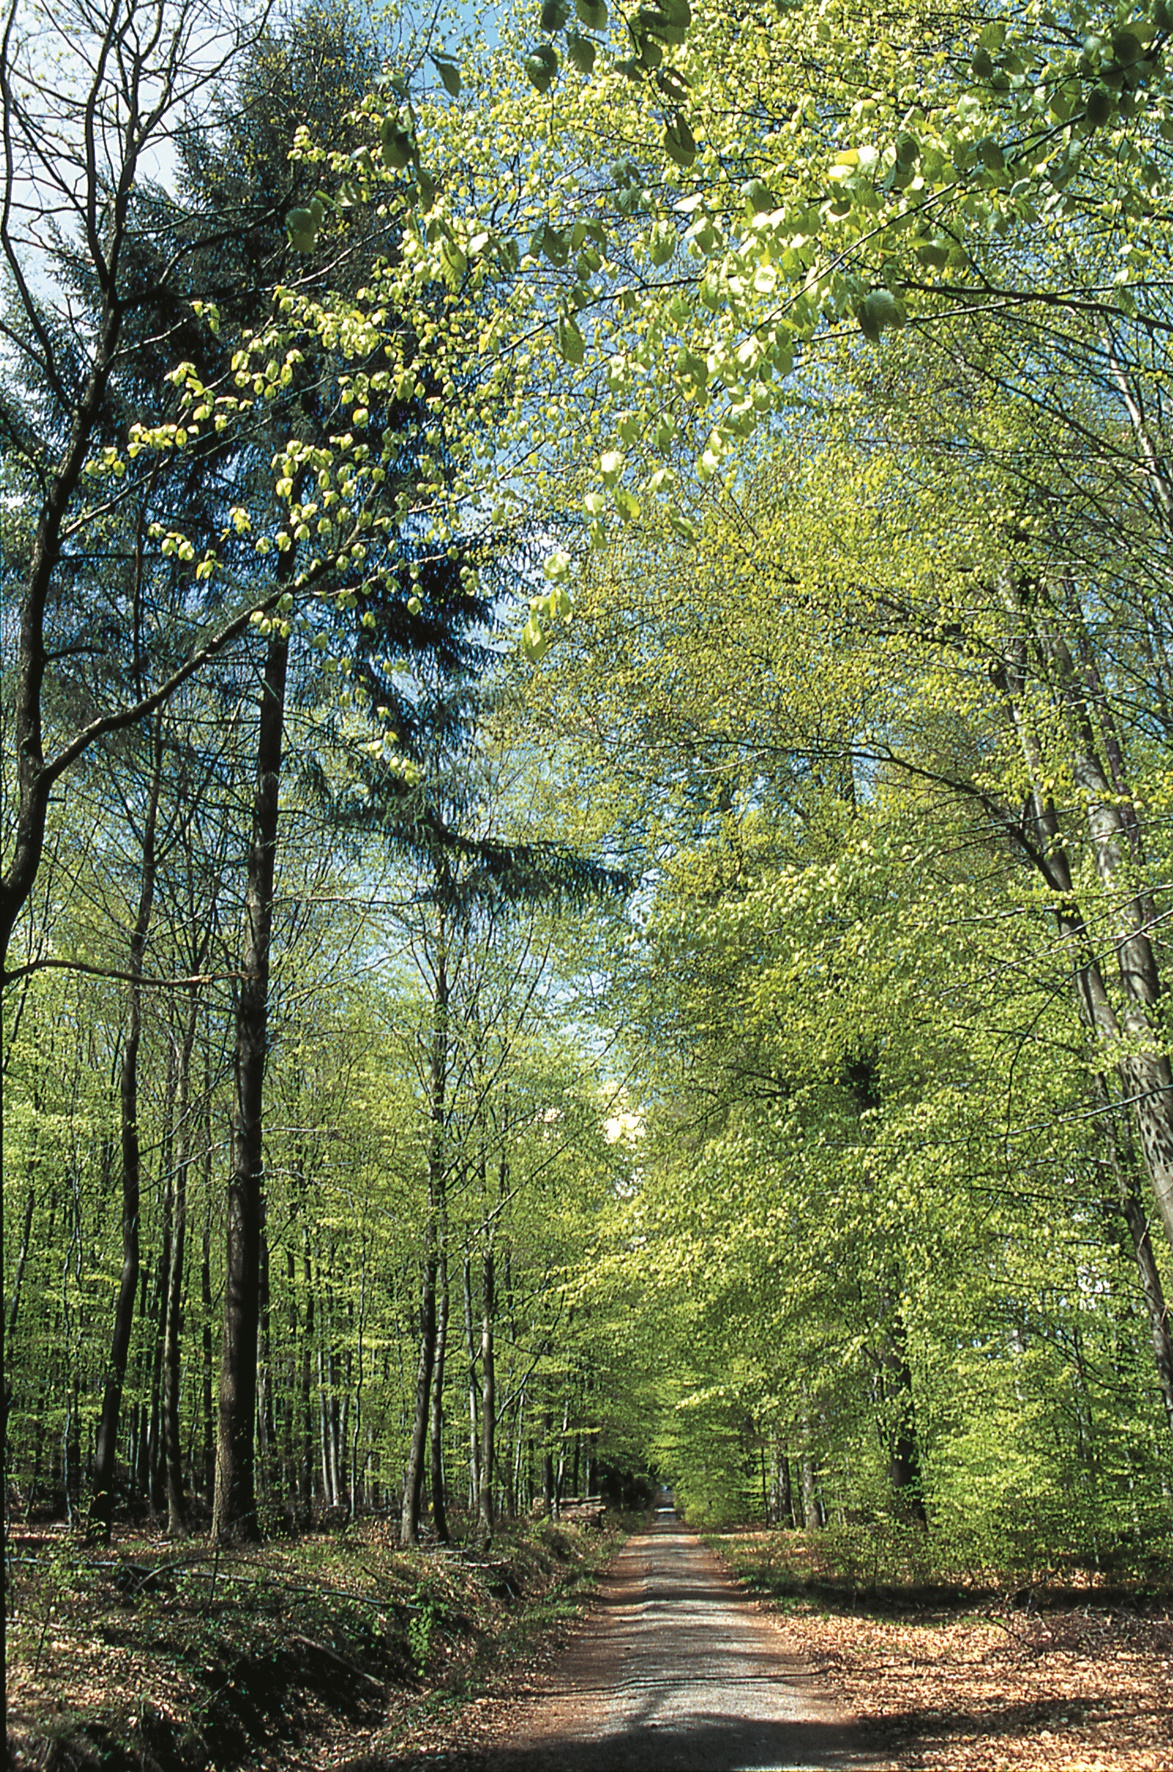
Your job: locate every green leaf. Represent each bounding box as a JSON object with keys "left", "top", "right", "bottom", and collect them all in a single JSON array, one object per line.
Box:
[
  {"left": 557, "top": 317, "right": 585, "bottom": 364},
  {"left": 664, "top": 113, "right": 696, "bottom": 166},
  {"left": 380, "top": 116, "right": 414, "bottom": 168},
  {"left": 639, "top": 1, "right": 690, "bottom": 45},
  {"left": 521, "top": 616, "right": 551, "bottom": 662},
  {"left": 575, "top": 0, "right": 608, "bottom": 29},
  {"left": 525, "top": 43, "right": 559, "bottom": 91},
  {"left": 540, "top": 0, "right": 569, "bottom": 27},
  {"left": 868, "top": 288, "right": 903, "bottom": 328},
  {"left": 649, "top": 222, "right": 676, "bottom": 265},
  {"left": 285, "top": 207, "right": 319, "bottom": 251},
  {"left": 567, "top": 32, "right": 597, "bottom": 73},
  {"left": 432, "top": 55, "right": 461, "bottom": 97},
  {"left": 1084, "top": 85, "right": 1113, "bottom": 129},
  {"left": 539, "top": 223, "right": 570, "bottom": 265}
]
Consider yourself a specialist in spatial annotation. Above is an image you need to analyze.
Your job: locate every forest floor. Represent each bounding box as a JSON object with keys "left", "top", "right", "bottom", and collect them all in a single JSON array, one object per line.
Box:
[
  {"left": 6, "top": 1511, "right": 624, "bottom": 1772},
  {"left": 712, "top": 1527, "right": 1173, "bottom": 1770},
  {"left": 9, "top": 1516, "right": 1173, "bottom": 1771}
]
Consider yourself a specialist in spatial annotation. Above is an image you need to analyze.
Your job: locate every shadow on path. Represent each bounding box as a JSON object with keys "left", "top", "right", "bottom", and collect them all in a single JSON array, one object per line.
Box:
[{"left": 350, "top": 1715, "right": 878, "bottom": 1770}]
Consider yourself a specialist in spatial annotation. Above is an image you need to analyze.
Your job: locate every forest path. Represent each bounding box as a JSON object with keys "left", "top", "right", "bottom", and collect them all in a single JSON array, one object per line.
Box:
[{"left": 449, "top": 1515, "right": 881, "bottom": 1771}]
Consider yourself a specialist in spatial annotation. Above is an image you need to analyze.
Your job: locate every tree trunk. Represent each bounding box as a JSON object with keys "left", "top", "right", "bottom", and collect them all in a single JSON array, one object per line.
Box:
[
  {"left": 164, "top": 1008, "right": 198, "bottom": 1535},
  {"left": 90, "top": 752, "right": 160, "bottom": 1537},
  {"left": 554, "top": 1392, "right": 570, "bottom": 1518},
  {"left": 1052, "top": 634, "right": 1173, "bottom": 1253},
  {"left": 302, "top": 1229, "right": 316, "bottom": 1514},
  {"left": 400, "top": 1234, "right": 436, "bottom": 1545},
  {"left": 542, "top": 1408, "right": 554, "bottom": 1517},
  {"left": 772, "top": 1447, "right": 795, "bottom": 1529},
  {"left": 257, "top": 1217, "right": 272, "bottom": 1515},
  {"left": 880, "top": 1313, "right": 926, "bottom": 1523},
  {"left": 1002, "top": 599, "right": 1173, "bottom": 1256},
  {"left": 147, "top": 1160, "right": 173, "bottom": 1517},
  {"left": 478, "top": 1242, "right": 496, "bottom": 1546},
  {"left": 401, "top": 914, "right": 449, "bottom": 1547},
  {"left": 801, "top": 1455, "right": 822, "bottom": 1531},
  {"left": 212, "top": 622, "right": 289, "bottom": 1543},
  {"left": 1095, "top": 1077, "right": 1173, "bottom": 1433},
  {"left": 7, "top": 1185, "right": 36, "bottom": 1347},
  {"left": 201, "top": 1195, "right": 215, "bottom": 1500},
  {"left": 430, "top": 1251, "right": 450, "bottom": 1543},
  {"left": 463, "top": 1252, "right": 480, "bottom": 1509}
]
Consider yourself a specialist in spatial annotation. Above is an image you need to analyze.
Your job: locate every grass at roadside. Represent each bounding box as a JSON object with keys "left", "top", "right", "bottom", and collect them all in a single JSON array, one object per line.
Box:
[
  {"left": 8, "top": 1514, "right": 624, "bottom": 1771},
  {"left": 710, "top": 1528, "right": 1173, "bottom": 1771}
]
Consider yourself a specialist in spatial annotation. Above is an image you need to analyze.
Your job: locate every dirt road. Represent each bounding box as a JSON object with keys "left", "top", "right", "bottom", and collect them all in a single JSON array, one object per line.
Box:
[{"left": 449, "top": 1516, "right": 880, "bottom": 1771}]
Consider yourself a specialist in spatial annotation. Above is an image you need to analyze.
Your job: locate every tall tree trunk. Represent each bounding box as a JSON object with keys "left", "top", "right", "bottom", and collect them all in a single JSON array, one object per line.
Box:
[
  {"left": 542, "top": 1407, "right": 554, "bottom": 1517},
  {"left": 1050, "top": 631, "right": 1173, "bottom": 1251},
  {"left": 401, "top": 916, "right": 449, "bottom": 1547},
  {"left": 463, "top": 1252, "right": 480, "bottom": 1510},
  {"left": 7, "top": 1185, "right": 35, "bottom": 1348},
  {"left": 400, "top": 1232, "right": 437, "bottom": 1545},
  {"left": 212, "top": 621, "right": 289, "bottom": 1543},
  {"left": 147, "top": 1165, "right": 173, "bottom": 1516},
  {"left": 201, "top": 1195, "right": 215, "bottom": 1499},
  {"left": 1094, "top": 1075, "right": 1173, "bottom": 1432},
  {"left": 801, "top": 1455, "right": 822, "bottom": 1531},
  {"left": 90, "top": 751, "right": 160, "bottom": 1537},
  {"left": 478, "top": 1241, "right": 496, "bottom": 1546},
  {"left": 772, "top": 1447, "right": 795, "bottom": 1529},
  {"left": 164, "top": 1006, "right": 198, "bottom": 1535},
  {"left": 302, "top": 1228, "right": 316, "bottom": 1514},
  {"left": 430, "top": 1250, "right": 450, "bottom": 1544},
  {"left": 880, "top": 1310, "right": 926, "bottom": 1523},
  {"left": 284, "top": 1241, "right": 298, "bottom": 1510},
  {"left": 1002, "top": 597, "right": 1173, "bottom": 1255},
  {"left": 554, "top": 1392, "right": 570, "bottom": 1518},
  {"left": 257, "top": 1217, "right": 272, "bottom": 1516}
]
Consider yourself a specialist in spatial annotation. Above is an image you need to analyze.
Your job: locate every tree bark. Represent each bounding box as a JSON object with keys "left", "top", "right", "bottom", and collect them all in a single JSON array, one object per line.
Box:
[
  {"left": 212, "top": 621, "right": 289, "bottom": 1544},
  {"left": 772, "top": 1447, "right": 795, "bottom": 1529},
  {"left": 800, "top": 1455, "right": 822, "bottom": 1531},
  {"left": 478, "top": 1241, "right": 496, "bottom": 1545},
  {"left": 1000, "top": 596, "right": 1173, "bottom": 1257},
  {"left": 1049, "top": 630, "right": 1173, "bottom": 1252},
  {"left": 164, "top": 1005, "right": 198, "bottom": 1535},
  {"left": 1094, "top": 1077, "right": 1173, "bottom": 1433},
  {"left": 200, "top": 1193, "right": 215, "bottom": 1499},
  {"left": 401, "top": 911, "right": 449, "bottom": 1546},
  {"left": 542, "top": 1407, "right": 554, "bottom": 1517},
  {"left": 89, "top": 751, "right": 160, "bottom": 1537},
  {"left": 463, "top": 1252, "right": 480, "bottom": 1510},
  {"left": 430, "top": 1250, "right": 450, "bottom": 1543},
  {"left": 399, "top": 1231, "right": 437, "bottom": 1545},
  {"left": 880, "top": 1312, "right": 926, "bottom": 1522}
]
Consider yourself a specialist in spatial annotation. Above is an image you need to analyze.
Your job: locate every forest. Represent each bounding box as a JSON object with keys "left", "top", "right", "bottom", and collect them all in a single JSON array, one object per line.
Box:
[{"left": 3, "top": 0, "right": 1173, "bottom": 1764}]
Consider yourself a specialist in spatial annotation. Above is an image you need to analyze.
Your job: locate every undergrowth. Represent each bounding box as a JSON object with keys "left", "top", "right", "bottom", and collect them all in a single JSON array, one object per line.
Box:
[{"left": 7, "top": 1513, "right": 624, "bottom": 1770}]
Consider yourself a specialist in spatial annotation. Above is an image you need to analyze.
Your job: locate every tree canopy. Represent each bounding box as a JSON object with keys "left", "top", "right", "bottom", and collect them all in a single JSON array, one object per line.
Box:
[{"left": 4, "top": 10, "right": 1173, "bottom": 1732}]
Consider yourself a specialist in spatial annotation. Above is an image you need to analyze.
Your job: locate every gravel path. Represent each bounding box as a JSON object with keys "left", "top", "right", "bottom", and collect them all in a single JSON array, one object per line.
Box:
[{"left": 456, "top": 1516, "right": 881, "bottom": 1771}]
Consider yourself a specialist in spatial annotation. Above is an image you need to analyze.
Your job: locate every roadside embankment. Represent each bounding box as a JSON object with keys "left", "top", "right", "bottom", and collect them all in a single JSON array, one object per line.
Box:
[{"left": 8, "top": 1514, "right": 624, "bottom": 1770}]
